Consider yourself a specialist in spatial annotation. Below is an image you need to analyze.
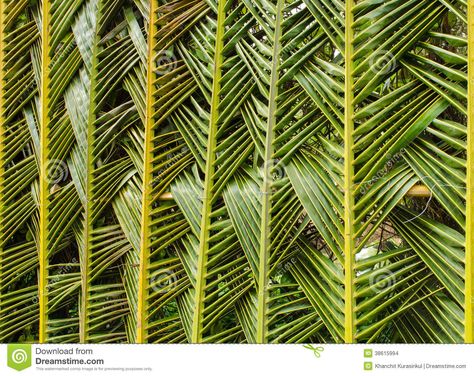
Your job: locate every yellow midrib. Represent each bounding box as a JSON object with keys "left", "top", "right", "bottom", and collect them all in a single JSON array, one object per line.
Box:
[
  {"left": 191, "top": 0, "right": 226, "bottom": 343},
  {"left": 344, "top": 0, "right": 356, "bottom": 344},
  {"left": 465, "top": 0, "right": 474, "bottom": 344},
  {"left": 137, "top": 0, "right": 158, "bottom": 344},
  {"left": 39, "top": 0, "right": 52, "bottom": 344},
  {"left": 256, "top": 0, "right": 284, "bottom": 344},
  {"left": 0, "top": 0, "right": 5, "bottom": 336},
  {"left": 81, "top": 0, "right": 103, "bottom": 344}
]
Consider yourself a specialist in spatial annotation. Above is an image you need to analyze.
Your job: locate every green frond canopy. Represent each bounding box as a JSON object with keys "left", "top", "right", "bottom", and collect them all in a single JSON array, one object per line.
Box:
[{"left": 0, "top": 0, "right": 473, "bottom": 344}]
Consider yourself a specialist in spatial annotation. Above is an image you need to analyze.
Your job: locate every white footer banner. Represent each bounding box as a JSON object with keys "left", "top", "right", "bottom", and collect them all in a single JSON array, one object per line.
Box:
[{"left": 0, "top": 344, "right": 472, "bottom": 375}]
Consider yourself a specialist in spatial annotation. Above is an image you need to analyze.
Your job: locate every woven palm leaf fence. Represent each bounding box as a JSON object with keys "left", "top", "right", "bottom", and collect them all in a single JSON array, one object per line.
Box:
[{"left": 0, "top": 0, "right": 473, "bottom": 344}]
